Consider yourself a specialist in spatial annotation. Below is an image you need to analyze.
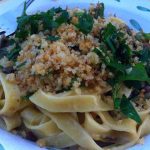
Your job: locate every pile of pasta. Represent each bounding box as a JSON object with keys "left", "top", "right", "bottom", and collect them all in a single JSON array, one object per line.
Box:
[{"left": 0, "top": 72, "right": 150, "bottom": 150}]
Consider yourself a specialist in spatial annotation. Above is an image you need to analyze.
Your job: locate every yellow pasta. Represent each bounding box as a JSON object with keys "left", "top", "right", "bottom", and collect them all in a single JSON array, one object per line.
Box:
[
  {"left": 30, "top": 89, "right": 113, "bottom": 112},
  {"left": 0, "top": 113, "right": 21, "bottom": 131},
  {"left": 83, "top": 113, "right": 111, "bottom": 140},
  {"left": 21, "top": 107, "right": 61, "bottom": 138},
  {"left": 37, "top": 132, "right": 76, "bottom": 148},
  {"left": 40, "top": 108, "right": 102, "bottom": 150},
  {"left": 0, "top": 73, "right": 21, "bottom": 116}
]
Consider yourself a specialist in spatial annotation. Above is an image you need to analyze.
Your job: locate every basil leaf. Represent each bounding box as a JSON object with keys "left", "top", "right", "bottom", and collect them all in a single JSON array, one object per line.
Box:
[
  {"left": 120, "top": 95, "right": 142, "bottom": 124},
  {"left": 75, "top": 12, "right": 94, "bottom": 35},
  {"left": 120, "top": 63, "right": 150, "bottom": 82}
]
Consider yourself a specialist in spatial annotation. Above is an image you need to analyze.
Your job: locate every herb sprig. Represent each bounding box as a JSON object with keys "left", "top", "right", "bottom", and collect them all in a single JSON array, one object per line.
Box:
[
  {"left": 16, "top": 6, "right": 69, "bottom": 40},
  {"left": 94, "top": 23, "right": 150, "bottom": 124},
  {"left": 75, "top": 12, "right": 94, "bottom": 35}
]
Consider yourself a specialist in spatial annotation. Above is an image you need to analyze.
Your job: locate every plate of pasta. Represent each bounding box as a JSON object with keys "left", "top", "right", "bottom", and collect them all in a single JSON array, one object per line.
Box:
[{"left": 0, "top": 0, "right": 150, "bottom": 150}]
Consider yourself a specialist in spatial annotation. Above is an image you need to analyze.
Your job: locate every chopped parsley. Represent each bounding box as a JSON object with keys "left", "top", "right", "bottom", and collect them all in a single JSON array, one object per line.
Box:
[
  {"left": 16, "top": 5, "right": 69, "bottom": 40},
  {"left": 93, "top": 22, "right": 150, "bottom": 124},
  {"left": 75, "top": 12, "right": 94, "bottom": 35}
]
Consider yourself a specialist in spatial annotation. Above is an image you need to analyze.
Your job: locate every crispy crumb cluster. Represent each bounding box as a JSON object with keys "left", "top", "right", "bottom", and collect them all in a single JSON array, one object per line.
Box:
[{"left": 4, "top": 7, "right": 144, "bottom": 96}]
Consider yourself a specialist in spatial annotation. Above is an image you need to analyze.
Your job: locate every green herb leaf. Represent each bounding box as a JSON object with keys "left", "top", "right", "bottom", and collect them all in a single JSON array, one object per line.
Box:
[
  {"left": 93, "top": 3, "right": 104, "bottom": 19},
  {"left": 136, "top": 32, "right": 150, "bottom": 41},
  {"left": 0, "top": 65, "right": 3, "bottom": 69},
  {"left": 107, "top": 60, "right": 126, "bottom": 74},
  {"left": 112, "top": 83, "right": 121, "bottom": 109},
  {"left": 55, "top": 10, "right": 69, "bottom": 25},
  {"left": 9, "top": 39, "right": 16, "bottom": 45},
  {"left": 93, "top": 46, "right": 126, "bottom": 74},
  {"left": 114, "top": 98, "right": 121, "bottom": 109},
  {"left": 102, "top": 23, "right": 117, "bottom": 43},
  {"left": 75, "top": 12, "right": 94, "bottom": 35},
  {"left": 16, "top": 61, "right": 26, "bottom": 69},
  {"left": 120, "top": 95, "right": 142, "bottom": 124},
  {"left": 0, "top": 48, "right": 8, "bottom": 59},
  {"left": 15, "top": 28, "right": 29, "bottom": 40},
  {"left": 16, "top": 7, "right": 69, "bottom": 40},
  {"left": 7, "top": 45, "right": 21, "bottom": 62},
  {"left": 138, "top": 47, "right": 150, "bottom": 76},
  {"left": 22, "top": 1, "right": 27, "bottom": 16},
  {"left": 74, "top": 12, "right": 84, "bottom": 17},
  {"left": 54, "top": 7, "right": 63, "bottom": 13},
  {"left": 124, "top": 80, "right": 142, "bottom": 89},
  {"left": 102, "top": 23, "right": 132, "bottom": 64},
  {"left": 143, "top": 33, "right": 150, "bottom": 40},
  {"left": 22, "top": 92, "right": 34, "bottom": 100},
  {"left": 139, "top": 47, "right": 150, "bottom": 63},
  {"left": 120, "top": 63, "right": 150, "bottom": 82},
  {"left": 47, "top": 36, "right": 60, "bottom": 41}
]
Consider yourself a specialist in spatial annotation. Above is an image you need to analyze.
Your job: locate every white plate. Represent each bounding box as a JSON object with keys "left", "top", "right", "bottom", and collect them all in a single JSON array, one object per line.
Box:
[
  {"left": 0, "top": 0, "right": 25, "bottom": 15},
  {"left": 0, "top": 0, "right": 150, "bottom": 150}
]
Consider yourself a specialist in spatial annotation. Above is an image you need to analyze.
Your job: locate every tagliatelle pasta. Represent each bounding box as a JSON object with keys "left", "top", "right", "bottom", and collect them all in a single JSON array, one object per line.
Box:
[
  {"left": 21, "top": 107, "right": 62, "bottom": 138},
  {"left": 30, "top": 89, "right": 113, "bottom": 112},
  {"left": 0, "top": 2, "right": 150, "bottom": 150},
  {"left": 0, "top": 73, "right": 21, "bottom": 116},
  {"left": 0, "top": 113, "right": 21, "bottom": 131},
  {"left": 0, "top": 73, "right": 150, "bottom": 150}
]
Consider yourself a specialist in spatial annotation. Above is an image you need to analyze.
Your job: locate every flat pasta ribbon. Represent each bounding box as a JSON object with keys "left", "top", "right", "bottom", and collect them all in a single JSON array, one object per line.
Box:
[
  {"left": 40, "top": 108, "right": 103, "bottom": 150},
  {"left": 21, "top": 107, "right": 61, "bottom": 138},
  {"left": 30, "top": 89, "right": 113, "bottom": 112},
  {"left": 0, "top": 113, "right": 21, "bottom": 131},
  {"left": 0, "top": 73, "right": 29, "bottom": 116}
]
